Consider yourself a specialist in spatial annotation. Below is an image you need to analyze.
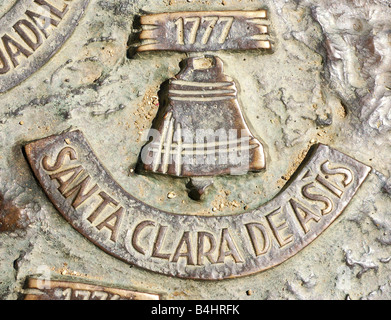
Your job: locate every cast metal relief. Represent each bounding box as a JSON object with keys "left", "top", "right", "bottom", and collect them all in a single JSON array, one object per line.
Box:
[
  {"left": 24, "top": 278, "right": 159, "bottom": 300},
  {"left": 21, "top": 8, "right": 373, "bottom": 280},
  {"left": 0, "top": 0, "right": 90, "bottom": 93},
  {"left": 139, "top": 56, "right": 266, "bottom": 177},
  {"left": 1, "top": 0, "right": 387, "bottom": 300},
  {"left": 136, "top": 10, "right": 271, "bottom": 52},
  {"left": 25, "top": 130, "right": 371, "bottom": 279}
]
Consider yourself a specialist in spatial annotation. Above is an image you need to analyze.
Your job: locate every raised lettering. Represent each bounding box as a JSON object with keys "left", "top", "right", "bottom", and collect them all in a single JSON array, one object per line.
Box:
[
  {"left": 321, "top": 161, "right": 354, "bottom": 187},
  {"left": 245, "top": 223, "right": 271, "bottom": 257},
  {"left": 174, "top": 18, "right": 185, "bottom": 45},
  {"left": 316, "top": 175, "right": 343, "bottom": 198},
  {"left": 91, "top": 291, "right": 109, "bottom": 300},
  {"left": 61, "top": 288, "right": 72, "bottom": 300},
  {"left": 132, "top": 221, "right": 156, "bottom": 255},
  {"left": 289, "top": 199, "right": 321, "bottom": 234},
  {"left": 302, "top": 183, "right": 333, "bottom": 215},
  {"left": 13, "top": 19, "right": 43, "bottom": 51},
  {"left": 25, "top": 10, "right": 60, "bottom": 38},
  {"left": 62, "top": 175, "right": 99, "bottom": 209},
  {"left": 185, "top": 17, "right": 201, "bottom": 45},
  {"left": 0, "top": 48, "right": 10, "bottom": 74},
  {"left": 152, "top": 225, "right": 171, "bottom": 260},
  {"left": 217, "top": 229, "right": 243, "bottom": 264},
  {"left": 174, "top": 16, "right": 235, "bottom": 46},
  {"left": 42, "top": 147, "right": 77, "bottom": 171},
  {"left": 201, "top": 17, "right": 218, "bottom": 44},
  {"left": 74, "top": 290, "right": 91, "bottom": 300},
  {"left": 197, "top": 232, "right": 217, "bottom": 265},
  {"left": 96, "top": 207, "right": 125, "bottom": 242},
  {"left": 34, "top": 0, "right": 69, "bottom": 19},
  {"left": 2, "top": 34, "right": 32, "bottom": 68},
  {"left": 50, "top": 166, "right": 83, "bottom": 194},
  {"left": 266, "top": 208, "right": 294, "bottom": 248},
  {"left": 218, "top": 17, "right": 234, "bottom": 44},
  {"left": 172, "top": 231, "right": 195, "bottom": 265},
  {"left": 87, "top": 191, "right": 118, "bottom": 223}
]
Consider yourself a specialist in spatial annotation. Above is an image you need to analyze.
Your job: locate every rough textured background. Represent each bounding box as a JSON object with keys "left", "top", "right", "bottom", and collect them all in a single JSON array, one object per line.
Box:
[{"left": 0, "top": 0, "right": 390, "bottom": 300}]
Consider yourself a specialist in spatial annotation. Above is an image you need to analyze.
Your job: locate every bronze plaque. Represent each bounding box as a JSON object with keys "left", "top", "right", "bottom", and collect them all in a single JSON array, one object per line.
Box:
[
  {"left": 22, "top": 9, "right": 372, "bottom": 279},
  {"left": 25, "top": 130, "right": 370, "bottom": 279},
  {"left": 136, "top": 10, "right": 271, "bottom": 53},
  {"left": 1, "top": 0, "right": 390, "bottom": 300},
  {"left": 139, "top": 56, "right": 266, "bottom": 177},
  {"left": 24, "top": 278, "right": 159, "bottom": 300},
  {"left": 0, "top": 0, "right": 90, "bottom": 93}
]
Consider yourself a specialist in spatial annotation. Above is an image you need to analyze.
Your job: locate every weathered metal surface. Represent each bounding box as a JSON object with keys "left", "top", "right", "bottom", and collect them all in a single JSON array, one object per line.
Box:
[
  {"left": 0, "top": 0, "right": 390, "bottom": 301},
  {"left": 0, "top": 0, "right": 90, "bottom": 93},
  {"left": 25, "top": 130, "right": 370, "bottom": 280},
  {"left": 24, "top": 278, "right": 160, "bottom": 300},
  {"left": 139, "top": 56, "right": 266, "bottom": 177},
  {"left": 136, "top": 10, "right": 271, "bottom": 53}
]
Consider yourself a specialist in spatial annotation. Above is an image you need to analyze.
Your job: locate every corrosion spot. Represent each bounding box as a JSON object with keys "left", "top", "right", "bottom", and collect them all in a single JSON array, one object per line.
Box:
[{"left": 0, "top": 193, "right": 27, "bottom": 232}]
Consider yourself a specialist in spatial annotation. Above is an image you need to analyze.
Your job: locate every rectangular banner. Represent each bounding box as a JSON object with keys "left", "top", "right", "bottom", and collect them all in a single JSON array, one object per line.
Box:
[
  {"left": 137, "top": 10, "right": 271, "bottom": 52},
  {"left": 24, "top": 278, "right": 160, "bottom": 300}
]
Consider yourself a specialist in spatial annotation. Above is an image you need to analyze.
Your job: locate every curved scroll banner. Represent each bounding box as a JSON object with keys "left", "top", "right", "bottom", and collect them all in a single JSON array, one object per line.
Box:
[
  {"left": 0, "top": 0, "right": 90, "bottom": 93},
  {"left": 25, "top": 131, "right": 371, "bottom": 280}
]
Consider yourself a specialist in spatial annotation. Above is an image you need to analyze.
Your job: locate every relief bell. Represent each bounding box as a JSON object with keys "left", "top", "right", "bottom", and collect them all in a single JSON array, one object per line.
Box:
[{"left": 138, "top": 55, "right": 266, "bottom": 180}]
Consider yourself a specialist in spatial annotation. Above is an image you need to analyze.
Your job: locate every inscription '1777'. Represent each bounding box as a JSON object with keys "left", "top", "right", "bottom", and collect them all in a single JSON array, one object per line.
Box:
[
  {"left": 25, "top": 131, "right": 371, "bottom": 280},
  {"left": 137, "top": 10, "right": 271, "bottom": 53},
  {"left": 24, "top": 278, "right": 159, "bottom": 300},
  {"left": 174, "top": 16, "right": 235, "bottom": 45}
]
